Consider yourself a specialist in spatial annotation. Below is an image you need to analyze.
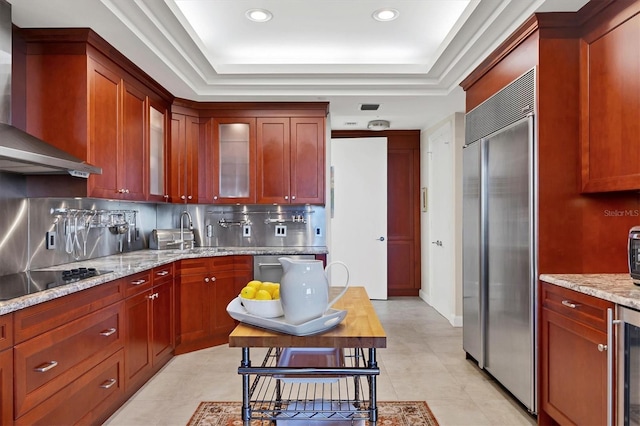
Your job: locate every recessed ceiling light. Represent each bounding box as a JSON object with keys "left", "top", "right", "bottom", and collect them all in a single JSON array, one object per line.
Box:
[
  {"left": 245, "top": 8, "right": 273, "bottom": 22},
  {"left": 372, "top": 8, "right": 399, "bottom": 22}
]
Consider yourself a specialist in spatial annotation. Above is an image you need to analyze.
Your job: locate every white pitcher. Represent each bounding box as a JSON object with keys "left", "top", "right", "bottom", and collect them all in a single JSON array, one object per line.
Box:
[{"left": 278, "top": 257, "right": 350, "bottom": 325}]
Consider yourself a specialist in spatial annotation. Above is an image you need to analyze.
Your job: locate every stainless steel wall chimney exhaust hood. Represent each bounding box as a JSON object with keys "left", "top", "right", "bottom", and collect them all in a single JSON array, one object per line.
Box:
[{"left": 0, "top": 0, "right": 101, "bottom": 178}]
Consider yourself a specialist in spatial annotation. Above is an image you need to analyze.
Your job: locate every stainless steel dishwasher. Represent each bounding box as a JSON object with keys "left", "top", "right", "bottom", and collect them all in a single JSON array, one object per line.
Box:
[{"left": 253, "top": 254, "right": 316, "bottom": 283}]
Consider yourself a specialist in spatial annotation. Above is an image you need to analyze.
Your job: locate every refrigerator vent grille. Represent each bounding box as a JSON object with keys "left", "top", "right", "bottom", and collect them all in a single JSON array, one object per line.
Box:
[{"left": 465, "top": 68, "right": 535, "bottom": 144}]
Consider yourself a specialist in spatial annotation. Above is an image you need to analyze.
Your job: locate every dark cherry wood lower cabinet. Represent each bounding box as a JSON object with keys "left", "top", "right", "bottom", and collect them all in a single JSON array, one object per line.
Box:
[
  {"left": 14, "top": 350, "right": 125, "bottom": 426},
  {"left": 176, "top": 256, "right": 252, "bottom": 354},
  {"left": 124, "top": 266, "right": 175, "bottom": 392},
  {"left": 0, "top": 348, "right": 13, "bottom": 425},
  {"left": 539, "top": 282, "right": 613, "bottom": 425}
]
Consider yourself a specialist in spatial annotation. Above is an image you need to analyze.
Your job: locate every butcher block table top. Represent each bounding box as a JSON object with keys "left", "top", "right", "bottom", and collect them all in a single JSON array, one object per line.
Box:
[{"left": 228, "top": 286, "right": 387, "bottom": 348}]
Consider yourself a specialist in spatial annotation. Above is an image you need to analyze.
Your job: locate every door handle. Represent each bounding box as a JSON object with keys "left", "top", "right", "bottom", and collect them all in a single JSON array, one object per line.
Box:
[
  {"left": 377, "top": 237, "right": 385, "bottom": 241},
  {"left": 431, "top": 240, "right": 443, "bottom": 246}
]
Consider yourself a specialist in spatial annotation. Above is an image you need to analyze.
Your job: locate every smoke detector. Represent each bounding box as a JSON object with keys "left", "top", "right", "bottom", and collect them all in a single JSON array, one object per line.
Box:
[{"left": 367, "top": 120, "right": 390, "bottom": 131}]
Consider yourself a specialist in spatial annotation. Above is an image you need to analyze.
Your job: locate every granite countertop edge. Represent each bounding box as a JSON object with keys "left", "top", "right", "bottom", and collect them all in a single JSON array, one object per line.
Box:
[
  {"left": 0, "top": 247, "right": 327, "bottom": 316},
  {"left": 540, "top": 273, "right": 640, "bottom": 310}
]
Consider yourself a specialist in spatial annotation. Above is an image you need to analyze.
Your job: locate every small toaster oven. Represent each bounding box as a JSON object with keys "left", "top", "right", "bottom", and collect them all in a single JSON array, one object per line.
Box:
[{"left": 629, "top": 226, "right": 640, "bottom": 285}]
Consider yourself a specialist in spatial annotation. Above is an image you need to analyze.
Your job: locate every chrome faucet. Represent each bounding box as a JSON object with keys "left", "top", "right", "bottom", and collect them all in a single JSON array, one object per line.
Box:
[{"left": 179, "top": 210, "right": 193, "bottom": 249}]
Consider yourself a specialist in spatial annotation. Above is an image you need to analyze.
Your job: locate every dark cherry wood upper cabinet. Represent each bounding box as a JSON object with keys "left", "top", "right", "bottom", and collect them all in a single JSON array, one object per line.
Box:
[
  {"left": 14, "top": 28, "right": 173, "bottom": 201},
  {"left": 289, "top": 117, "right": 325, "bottom": 205},
  {"left": 580, "top": 2, "right": 640, "bottom": 192},
  {"left": 169, "top": 109, "right": 207, "bottom": 204},
  {"left": 168, "top": 101, "right": 328, "bottom": 205},
  {"left": 210, "top": 117, "right": 257, "bottom": 204},
  {"left": 256, "top": 116, "right": 325, "bottom": 204}
]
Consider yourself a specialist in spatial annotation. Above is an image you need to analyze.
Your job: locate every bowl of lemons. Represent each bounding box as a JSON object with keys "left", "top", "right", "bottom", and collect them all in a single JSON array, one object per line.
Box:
[{"left": 239, "top": 280, "right": 284, "bottom": 318}]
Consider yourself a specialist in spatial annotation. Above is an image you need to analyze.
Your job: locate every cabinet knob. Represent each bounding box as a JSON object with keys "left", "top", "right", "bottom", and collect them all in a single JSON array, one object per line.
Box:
[
  {"left": 597, "top": 343, "right": 608, "bottom": 352},
  {"left": 211, "top": 276, "right": 216, "bottom": 282},
  {"left": 181, "top": 195, "right": 186, "bottom": 200},
  {"left": 163, "top": 195, "right": 169, "bottom": 200},
  {"left": 292, "top": 195, "right": 296, "bottom": 200},
  {"left": 187, "top": 195, "right": 193, "bottom": 200},
  {"left": 213, "top": 196, "right": 218, "bottom": 200},
  {"left": 284, "top": 195, "right": 289, "bottom": 200},
  {"left": 204, "top": 277, "right": 210, "bottom": 283}
]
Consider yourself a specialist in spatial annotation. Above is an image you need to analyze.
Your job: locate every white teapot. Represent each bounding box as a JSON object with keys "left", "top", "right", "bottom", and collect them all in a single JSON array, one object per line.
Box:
[{"left": 278, "top": 257, "right": 350, "bottom": 325}]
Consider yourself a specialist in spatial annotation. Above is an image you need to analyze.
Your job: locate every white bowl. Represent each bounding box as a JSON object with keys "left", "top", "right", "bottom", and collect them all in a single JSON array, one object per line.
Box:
[{"left": 239, "top": 296, "right": 284, "bottom": 318}]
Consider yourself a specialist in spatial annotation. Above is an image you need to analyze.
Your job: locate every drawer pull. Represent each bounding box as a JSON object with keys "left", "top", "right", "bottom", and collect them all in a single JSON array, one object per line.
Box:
[
  {"left": 561, "top": 300, "right": 579, "bottom": 309},
  {"left": 598, "top": 343, "right": 608, "bottom": 352},
  {"left": 100, "top": 328, "right": 117, "bottom": 337},
  {"left": 34, "top": 361, "right": 58, "bottom": 372},
  {"left": 156, "top": 271, "right": 169, "bottom": 276},
  {"left": 131, "top": 279, "right": 146, "bottom": 285},
  {"left": 99, "top": 378, "right": 117, "bottom": 389},
  {"left": 147, "top": 293, "right": 159, "bottom": 300}
]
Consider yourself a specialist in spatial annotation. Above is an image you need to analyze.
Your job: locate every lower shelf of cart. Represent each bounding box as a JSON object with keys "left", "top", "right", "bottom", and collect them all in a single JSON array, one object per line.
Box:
[{"left": 248, "top": 398, "right": 370, "bottom": 424}]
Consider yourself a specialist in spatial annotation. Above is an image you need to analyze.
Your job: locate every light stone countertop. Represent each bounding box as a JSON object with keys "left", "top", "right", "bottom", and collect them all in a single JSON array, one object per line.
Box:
[
  {"left": 540, "top": 273, "right": 640, "bottom": 310},
  {"left": 0, "top": 246, "right": 327, "bottom": 316}
]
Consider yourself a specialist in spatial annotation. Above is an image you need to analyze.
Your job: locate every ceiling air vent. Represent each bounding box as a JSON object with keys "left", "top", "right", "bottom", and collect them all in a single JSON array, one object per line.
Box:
[
  {"left": 360, "top": 104, "right": 380, "bottom": 111},
  {"left": 344, "top": 122, "right": 358, "bottom": 126}
]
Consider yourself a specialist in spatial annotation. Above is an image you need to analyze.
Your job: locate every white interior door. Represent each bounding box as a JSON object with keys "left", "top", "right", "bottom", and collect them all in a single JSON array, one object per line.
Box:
[
  {"left": 330, "top": 137, "right": 387, "bottom": 300},
  {"left": 428, "top": 123, "right": 454, "bottom": 318}
]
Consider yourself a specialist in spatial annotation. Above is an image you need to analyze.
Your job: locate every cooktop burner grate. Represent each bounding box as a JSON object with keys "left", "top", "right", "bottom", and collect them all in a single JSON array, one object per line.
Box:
[{"left": 0, "top": 267, "right": 113, "bottom": 301}]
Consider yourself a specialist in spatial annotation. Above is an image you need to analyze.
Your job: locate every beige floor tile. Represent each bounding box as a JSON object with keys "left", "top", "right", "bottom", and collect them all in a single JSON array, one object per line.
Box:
[{"left": 104, "top": 297, "right": 535, "bottom": 426}]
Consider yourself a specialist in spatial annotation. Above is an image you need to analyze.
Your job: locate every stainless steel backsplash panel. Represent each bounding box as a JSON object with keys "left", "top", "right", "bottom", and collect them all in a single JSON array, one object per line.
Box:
[
  {"left": 0, "top": 172, "right": 27, "bottom": 274},
  {"left": 29, "top": 198, "right": 157, "bottom": 269},
  {"left": 156, "top": 204, "right": 326, "bottom": 248},
  {"left": 0, "top": 179, "right": 325, "bottom": 274}
]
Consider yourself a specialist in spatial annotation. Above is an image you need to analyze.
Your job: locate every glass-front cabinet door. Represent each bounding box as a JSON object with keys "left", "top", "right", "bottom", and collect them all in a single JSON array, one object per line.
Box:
[
  {"left": 148, "top": 103, "right": 169, "bottom": 202},
  {"left": 212, "top": 118, "right": 256, "bottom": 203}
]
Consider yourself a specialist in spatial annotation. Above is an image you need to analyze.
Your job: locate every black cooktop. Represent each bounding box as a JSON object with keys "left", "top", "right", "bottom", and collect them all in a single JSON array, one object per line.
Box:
[{"left": 0, "top": 267, "right": 112, "bottom": 301}]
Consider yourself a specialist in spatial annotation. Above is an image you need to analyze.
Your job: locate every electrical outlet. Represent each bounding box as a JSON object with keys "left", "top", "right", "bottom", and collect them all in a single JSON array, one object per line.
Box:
[
  {"left": 275, "top": 225, "right": 287, "bottom": 237},
  {"left": 46, "top": 231, "right": 56, "bottom": 249},
  {"left": 206, "top": 224, "right": 213, "bottom": 238},
  {"left": 315, "top": 227, "right": 322, "bottom": 237},
  {"left": 243, "top": 225, "right": 251, "bottom": 237}
]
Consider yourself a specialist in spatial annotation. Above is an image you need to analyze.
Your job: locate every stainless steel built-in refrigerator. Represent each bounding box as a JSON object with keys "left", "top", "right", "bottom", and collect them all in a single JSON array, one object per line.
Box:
[{"left": 462, "top": 68, "right": 537, "bottom": 414}]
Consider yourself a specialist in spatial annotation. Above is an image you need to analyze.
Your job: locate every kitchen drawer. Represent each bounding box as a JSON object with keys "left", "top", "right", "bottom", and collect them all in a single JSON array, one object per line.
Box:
[
  {"left": 15, "top": 349, "right": 124, "bottom": 426},
  {"left": 14, "top": 302, "right": 123, "bottom": 417},
  {"left": 235, "top": 255, "right": 253, "bottom": 271},
  {"left": 14, "top": 279, "right": 124, "bottom": 343},
  {"left": 179, "top": 256, "right": 236, "bottom": 275},
  {"left": 541, "top": 281, "right": 613, "bottom": 332},
  {"left": 122, "top": 269, "right": 153, "bottom": 298},
  {"left": 152, "top": 263, "right": 174, "bottom": 285},
  {"left": 0, "top": 312, "right": 13, "bottom": 351}
]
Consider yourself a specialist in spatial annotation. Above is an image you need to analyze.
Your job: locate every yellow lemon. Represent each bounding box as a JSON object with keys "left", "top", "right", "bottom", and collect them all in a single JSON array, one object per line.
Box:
[
  {"left": 240, "top": 286, "right": 256, "bottom": 299},
  {"left": 260, "top": 282, "right": 278, "bottom": 296},
  {"left": 246, "top": 280, "right": 262, "bottom": 289},
  {"left": 255, "top": 289, "right": 272, "bottom": 300},
  {"left": 272, "top": 288, "right": 280, "bottom": 300}
]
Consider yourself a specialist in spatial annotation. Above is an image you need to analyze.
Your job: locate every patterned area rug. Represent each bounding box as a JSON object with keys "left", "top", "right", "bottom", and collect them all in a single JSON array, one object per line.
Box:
[{"left": 187, "top": 401, "right": 439, "bottom": 425}]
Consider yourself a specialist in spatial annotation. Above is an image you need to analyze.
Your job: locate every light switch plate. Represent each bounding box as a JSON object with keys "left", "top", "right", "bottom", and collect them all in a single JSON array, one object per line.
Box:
[{"left": 243, "top": 225, "right": 251, "bottom": 237}]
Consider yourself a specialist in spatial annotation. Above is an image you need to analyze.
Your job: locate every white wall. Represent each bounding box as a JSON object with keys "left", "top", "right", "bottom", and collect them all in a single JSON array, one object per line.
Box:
[{"left": 420, "top": 112, "right": 465, "bottom": 326}]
